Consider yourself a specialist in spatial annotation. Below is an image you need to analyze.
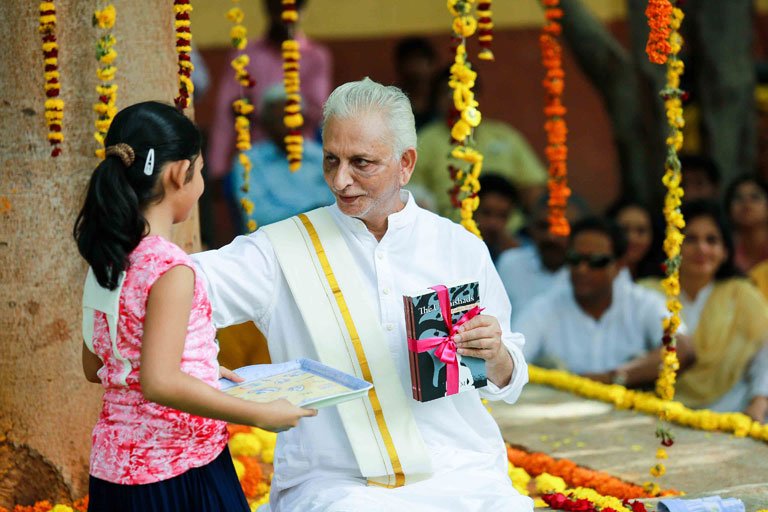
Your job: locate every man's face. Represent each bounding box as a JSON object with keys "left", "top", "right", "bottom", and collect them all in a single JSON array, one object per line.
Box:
[
  {"left": 529, "top": 213, "right": 569, "bottom": 271},
  {"left": 568, "top": 230, "right": 617, "bottom": 304},
  {"left": 322, "top": 112, "right": 415, "bottom": 223},
  {"left": 475, "top": 192, "right": 514, "bottom": 245}
]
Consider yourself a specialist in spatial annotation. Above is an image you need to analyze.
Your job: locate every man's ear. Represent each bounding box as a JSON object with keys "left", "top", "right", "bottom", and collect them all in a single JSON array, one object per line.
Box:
[
  {"left": 399, "top": 147, "right": 417, "bottom": 187},
  {"left": 163, "top": 159, "right": 191, "bottom": 190}
]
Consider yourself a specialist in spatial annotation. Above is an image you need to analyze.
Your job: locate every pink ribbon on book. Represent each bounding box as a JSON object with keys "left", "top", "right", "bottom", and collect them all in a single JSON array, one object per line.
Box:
[{"left": 407, "top": 285, "right": 484, "bottom": 395}]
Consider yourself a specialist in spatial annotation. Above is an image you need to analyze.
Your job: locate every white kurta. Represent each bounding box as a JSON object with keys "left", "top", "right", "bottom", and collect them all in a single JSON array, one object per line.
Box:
[
  {"left": 496, "top": 245, "right": 569, "bottom": 322},
  {"left": 193, "top": 192, "right": 532, "bottom": 512},
  {"left": 512, "top": 278, "right": 670, "bottom": 374}
]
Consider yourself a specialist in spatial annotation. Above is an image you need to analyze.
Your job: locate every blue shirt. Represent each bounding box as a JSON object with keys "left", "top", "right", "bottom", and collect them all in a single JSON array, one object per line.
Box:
[{"left": 229, "top": 139, "right": 334, "bottom": 232}]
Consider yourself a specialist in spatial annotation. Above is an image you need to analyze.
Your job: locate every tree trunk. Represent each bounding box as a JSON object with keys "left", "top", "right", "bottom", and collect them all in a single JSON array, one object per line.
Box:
[
  {"left": 558, "top": 0, "right": 656, "bottom": 207},
  {"left": 0, "top": 0, "right": 199, "bottom": 507},
  {"left": 686, "top": 0, "right": 755, "bottom": 185}
]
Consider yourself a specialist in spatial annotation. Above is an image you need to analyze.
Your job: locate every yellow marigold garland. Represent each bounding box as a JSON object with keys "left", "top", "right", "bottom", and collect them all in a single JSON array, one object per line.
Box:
[
  {"left": 92, "top": 4, "right": 117, "bottom": 160},
  {"left": 646, "top": 0, "right": 685, "bottom": 483},
  {"left": 282, "top": 0, "right": 303, "bottom": 172},
  {"left": 447, "top": 0, "right": 485, "bottom": 237},
  {"left": 227, "top": 1, "right": 258, "bottom": 233},
  {"left": 173, "top": 0, "right": 194, "bottom": 110},
  {"left": 529, "top": 366, "right": 768, "bottom": 442},
  {"left": 541, "top": 0, "right": 571, "bottom": 236},
  {"left": 39, "top": 1, "right": 63, "bottom": 157}
]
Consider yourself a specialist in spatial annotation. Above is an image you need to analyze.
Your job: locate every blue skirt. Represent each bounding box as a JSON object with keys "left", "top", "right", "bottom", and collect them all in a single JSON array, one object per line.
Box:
[{"left": 88, "top": 446, "right": 249, "bottom": 512}]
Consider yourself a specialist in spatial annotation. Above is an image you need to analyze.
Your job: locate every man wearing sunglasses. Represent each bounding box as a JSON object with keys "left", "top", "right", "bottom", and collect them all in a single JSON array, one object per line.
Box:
[{"left": 512, "top": 217, "right": 692, "bottom": 386}]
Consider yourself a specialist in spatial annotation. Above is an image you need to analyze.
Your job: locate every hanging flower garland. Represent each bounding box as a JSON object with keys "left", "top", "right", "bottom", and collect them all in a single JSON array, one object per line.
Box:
[
  {"left": 646, "top": 0, "right": 686, "bottom": 484},
  {"left": 92, "top": 3, "right": 117, "bottom": 160},
  {"left": 173, "top": 0, "right": 194, "bottom": 110},
  {"left": 282, "top": 0, "right": 303, "bottom": 172},
  {"left": 447, "top": 0, "right": 485, "bottom": 237},
  {"left": 541, "top": 0, "right": 570, "bottom": 236},
  {"left": 476, "top": 1, "right": 494, "bottom": 61},
  {"left": 39, "top": 1, "right": 63, "bottom": 157},
  {"left": 227, "top": 1, "right": 258, "bottom": 233},
  {"left": 645, "top": 0, "right": 673, "bottom": 64}
]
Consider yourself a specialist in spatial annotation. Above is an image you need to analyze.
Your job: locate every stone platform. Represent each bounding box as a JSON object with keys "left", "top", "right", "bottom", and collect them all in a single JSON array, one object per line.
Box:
[{"left": 492, "top": 385, "right": 768, "bottom": 511}]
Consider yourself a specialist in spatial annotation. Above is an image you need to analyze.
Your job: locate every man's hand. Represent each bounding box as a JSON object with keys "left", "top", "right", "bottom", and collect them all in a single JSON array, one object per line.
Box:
[
  {"left": 745, "top": 396, "right": 768, "bottom": 424},
  {"left": 454, "top": 314, "right": 514, "bottom": 388}
]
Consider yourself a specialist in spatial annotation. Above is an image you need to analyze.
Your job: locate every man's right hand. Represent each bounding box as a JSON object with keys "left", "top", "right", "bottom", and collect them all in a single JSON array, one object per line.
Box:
[{"left": 255, "top": 399, "right": 318, "bottom": 432}]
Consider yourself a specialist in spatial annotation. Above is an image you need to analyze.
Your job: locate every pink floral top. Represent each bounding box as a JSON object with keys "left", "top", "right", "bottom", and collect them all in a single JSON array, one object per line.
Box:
[{"left": 88, "top": 235, "right": 228, "bottom": 485}]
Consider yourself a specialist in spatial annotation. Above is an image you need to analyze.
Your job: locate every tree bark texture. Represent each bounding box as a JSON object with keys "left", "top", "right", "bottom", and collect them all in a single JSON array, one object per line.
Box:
[{"left": 0, "top": 0, "right": 200, "bottom": 507}]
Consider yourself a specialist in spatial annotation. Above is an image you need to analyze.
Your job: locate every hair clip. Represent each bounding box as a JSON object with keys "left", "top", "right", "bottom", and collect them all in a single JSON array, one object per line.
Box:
[{"left": 143, "top": 148, "right": 155, "bottom": 176}]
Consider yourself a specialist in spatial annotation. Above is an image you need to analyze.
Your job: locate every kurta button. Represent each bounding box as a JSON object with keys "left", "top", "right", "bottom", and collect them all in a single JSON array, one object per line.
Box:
[
  {"left": 377, "top": 253, "right": 383, "bottom": 260},
  {"left": 386, "top": 323, "right": 394, "bottom": 331},
  {"left": 383, "top": 287, "right": 391, "bottom": 295}
]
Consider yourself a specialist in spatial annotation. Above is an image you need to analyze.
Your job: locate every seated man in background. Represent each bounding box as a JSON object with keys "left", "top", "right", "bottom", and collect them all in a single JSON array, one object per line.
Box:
[
  {"left": 411, "top": 67, "right": 547, "bottom": 218},
  {"left": 496, "top": 193, "right": 590, "bottom": 321},
  {"left": 393, "top": 36, "right": 439, "bottom": 131},
  {"left": 228, "top": 84, "right": 335, "bottom": 233},
  {"left": 512, "top": 217, "right": 693, "bottom": 386},
  {"left": 475, "top": 173, "right": 521, "bottom": 263}
]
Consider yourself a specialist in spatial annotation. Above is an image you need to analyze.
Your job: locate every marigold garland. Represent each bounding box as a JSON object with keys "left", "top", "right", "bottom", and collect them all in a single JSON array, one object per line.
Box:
[
  {"left": 39, "top": 1, "right": 63, "bottom": 158},
  {"left": 476, "top": 1, "right": 494, "bottom": 61},
  {"left": 447, "top": 0, "right": 485, "bottom": 237},
  {"left": 645, "top": 0, "right": 673, "bottom": 64},
  {"left": 173, "top": 0, "right": 194, "bottom": 110},
  {"left": 92, "top": 3, "right": 117, "bottom": 160},
  {"left": 227, "top": 1, "right": 258, "bottom": 233},
  {"left": 282, "top": 0, "right": 303, "bottom": 172},
  {"left": 506, "top": 446, "right": 678, "bottom": 499},
  {"left": 529, "top": 365, "right": 768, "bottom": 442},
  {"left": 648, "top": 0, "right": 686, "bottom": 485},
  {"left": 541, "top": 0, "right": 571, "bottom": 236}
]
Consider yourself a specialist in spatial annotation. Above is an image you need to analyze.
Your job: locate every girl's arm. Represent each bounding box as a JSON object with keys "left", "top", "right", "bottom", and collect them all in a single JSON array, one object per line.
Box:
[
  {"left": 140, "top": 265, "right": 316, "bottom": 432},
  {"left": 82, "top": 343, "right": 103, "bottom": 383}
]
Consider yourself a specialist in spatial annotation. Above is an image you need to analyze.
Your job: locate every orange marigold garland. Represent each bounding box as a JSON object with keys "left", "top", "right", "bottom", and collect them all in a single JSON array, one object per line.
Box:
[
  {"left": 476, "top": 1, "right": 494, "bottom": 61},
  {"left": 645, "top": 0, "right": 673, "bottom": 64},
  {"left": 541, "top": 0, "right": 570, "bottom": 236},
  {"left": 447, "top": 0, "right": 485, "bottom": 237},
  {"left": 506, "top": 445, "right": 680, "bottom": 500},
  {"left": 92, "top": 3, "right": 118, "bottom": 160},
  {"left": 39, "top": 1, "right": 63, "bottom": 157},
  {"left": 227, "top": 0, "right": 258, "bottom": 233},
  {"left": 173, "top": 0, "right": 194, "bottom": 110},
  {"left": 282, "top": 0, "right": 303, "bottom": 172}
]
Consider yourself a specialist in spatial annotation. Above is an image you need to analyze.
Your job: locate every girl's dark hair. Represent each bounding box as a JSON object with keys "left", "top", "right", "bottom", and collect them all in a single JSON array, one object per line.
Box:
[
  {"left": 606, "top": 197, "right": 665, "bottom": 279},
  {"left": 73, "top": 101, "right": 201, "bottom": 289},
  {"left": 723, "top": 173, "right": 768, "bottom": 223},
  {"left": 680, "top": 199, "right": 742, "bottom": 281}
]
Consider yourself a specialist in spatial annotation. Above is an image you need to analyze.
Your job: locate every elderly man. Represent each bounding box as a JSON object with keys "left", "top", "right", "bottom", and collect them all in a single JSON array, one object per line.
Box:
[{"left": 193, "top": 78, "right": 531, "bottom": 511}]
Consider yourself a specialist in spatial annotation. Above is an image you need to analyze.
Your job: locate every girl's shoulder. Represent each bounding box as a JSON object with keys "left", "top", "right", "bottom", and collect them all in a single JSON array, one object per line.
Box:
[{"left": 129, "top": 235, "right": 191, "bottom": 273}]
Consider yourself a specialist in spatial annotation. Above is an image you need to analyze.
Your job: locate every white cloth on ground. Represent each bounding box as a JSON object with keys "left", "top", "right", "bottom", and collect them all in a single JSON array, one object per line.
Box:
[{"left": 192, "top": 191, "right": 533, "bottom": 512}]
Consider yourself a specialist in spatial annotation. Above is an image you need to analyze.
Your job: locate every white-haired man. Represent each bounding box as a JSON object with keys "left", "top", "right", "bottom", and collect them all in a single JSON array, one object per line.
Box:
[{"left": 193, "top": 78, "right": 532, "bottom": 511}]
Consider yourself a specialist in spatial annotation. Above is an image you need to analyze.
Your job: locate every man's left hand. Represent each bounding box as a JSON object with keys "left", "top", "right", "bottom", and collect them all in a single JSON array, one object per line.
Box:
[{"left": 454, "top": 314, "right": 513, "bottom": 388}]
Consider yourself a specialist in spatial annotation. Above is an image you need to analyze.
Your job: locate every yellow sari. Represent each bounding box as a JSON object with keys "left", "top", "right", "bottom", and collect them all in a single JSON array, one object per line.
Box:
[{"left": 641, "top": 278, "right": 768, "bottom": 408}]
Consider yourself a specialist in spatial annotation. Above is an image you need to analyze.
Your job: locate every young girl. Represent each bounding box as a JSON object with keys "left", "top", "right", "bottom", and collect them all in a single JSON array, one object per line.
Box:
[{"left": 73, "top": 101, "right": 316, "bottom": 512}]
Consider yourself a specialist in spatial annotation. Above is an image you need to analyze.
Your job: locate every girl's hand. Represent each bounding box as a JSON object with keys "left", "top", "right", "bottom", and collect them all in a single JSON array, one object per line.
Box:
[
  {"left": 255, "top": 399, "right": 318, "bottom": 432},
  {"left": 219, "top": 365, "right": 244, "bottom": 383}
]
